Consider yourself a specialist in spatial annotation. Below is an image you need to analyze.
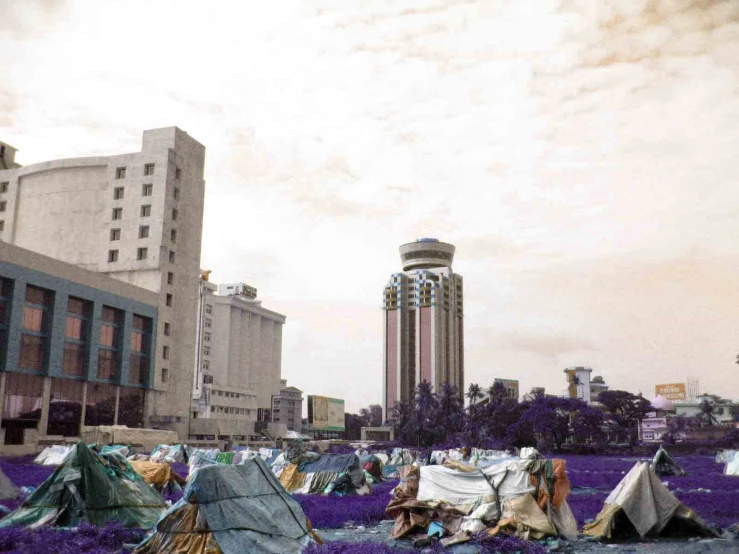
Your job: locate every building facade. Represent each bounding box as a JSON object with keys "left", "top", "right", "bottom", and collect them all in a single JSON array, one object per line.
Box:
[
  {"left": 0, "top": 128, "right": 206, "bottom": 438},
  {"left": 382, "top": 239, "right": 464, "bottom": 419},
  {"left": 0, "top": 242, "right": 158, "bottom": 450},
  {"left": 190, "top": 277, "right": 287, "bottom": 441},
  {"left": 271, "top": 379, "right": 303, "bottom": 432}
]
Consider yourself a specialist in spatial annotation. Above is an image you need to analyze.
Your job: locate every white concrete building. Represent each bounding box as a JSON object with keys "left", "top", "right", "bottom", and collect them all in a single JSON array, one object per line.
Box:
[
  {"left": 272, "top": 379, "right": 303, "bottom": 432},
  {"left": 0, "top": 128, "right": 206, "bottom": 438},
  {"left": 190, "top": 277, "right": 287, "bottom": 440}
]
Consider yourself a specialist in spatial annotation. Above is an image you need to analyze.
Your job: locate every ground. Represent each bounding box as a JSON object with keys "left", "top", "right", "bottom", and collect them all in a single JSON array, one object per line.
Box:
[{"left": 0, "top": 453, "right": 736, "bottom": 553}]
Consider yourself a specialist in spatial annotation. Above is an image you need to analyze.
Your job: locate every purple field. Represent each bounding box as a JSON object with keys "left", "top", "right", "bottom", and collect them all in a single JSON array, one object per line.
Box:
[{"left": 0, "top": 454, "right": 736, "bottom": 552}]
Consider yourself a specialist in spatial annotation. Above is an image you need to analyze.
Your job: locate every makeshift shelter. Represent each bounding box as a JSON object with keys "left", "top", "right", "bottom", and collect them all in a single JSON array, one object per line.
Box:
[
  {"left": 0, "top": 442, "right": 166, "bottom": 529},
  {"left": 386, "top": 449, "right": 576, "bottom": 542},
  {"left": 34, "top": 444, "right": 74, "bottom": 465},
  {"left": 0, "top": 466, "right": 18, "bottom": 501},
  {"left": 725, "top": 452, "right": 739, "bottom": 477},
  {"left": 133, "top": 458, "right": 317, "bottom": 554},
  {"left": 360, "top": 454, "right": 385, "bottom": 483},
  {"left": 582, "top": 461, "right": 716, "bottom": 540},
  {"left": 150, "top": 444, "right": 188, "bottom": 463},
  {"left": 279, "top": 453, "right": 370, "bottom": 495},
  {"left": 650, "top": 447, "right": 686, "bottom": 477},
  {"left": 130, "top": 460, "right": 187, "bottom": 493}
]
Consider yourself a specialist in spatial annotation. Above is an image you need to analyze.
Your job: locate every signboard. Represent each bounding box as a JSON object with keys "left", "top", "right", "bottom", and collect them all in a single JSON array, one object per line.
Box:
[
  {"left": 308, "top": 396, "right": 345, "bottom": 431},
  {"left": 494, "top": 378, "right": 519, "bottom": 401},
  {"left": 655, "top": 383, "right": 686, "bottom": 401}
]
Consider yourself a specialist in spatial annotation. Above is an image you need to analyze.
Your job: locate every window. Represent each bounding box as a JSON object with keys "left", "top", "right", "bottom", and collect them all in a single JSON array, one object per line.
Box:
[
  {"left": 144, "top": 163, "right": 155, "bottom": 176},
  {"left": 0, "top": 182, "right": 8, "bottom": 193},
  {"left": 142, "top": 183, "right": 153, "bottom": 196},
  {"left": 172, "top": 208, "right": 178, "bottom": 221},
  {"left": 110, "top": 228, "right": 121, "bottom": 241},
  {"left": 98, "top": 306, "right": 122, "bottom": 379},
  {"left": 112, "top": 207, "right": 122, "bottom": 220},
  {"left": 203, "top": 374, "right": 213, "bottom": 384},
  {"left": 204, "top": 318, "right": 211, "bottom": 328},
  {"left": 3, "top": 373, "right": 44, "bottom": 443},
  {"left": 165, "top": 293, "right": 172, "bottom": 307},
  {"left": 162, "top": 345, "right": 169, "bottom": 360},
  {"left": 0, "top": 221, "right": 5, "bottom": 232},
  {"left": 0, "top": 201, "right": 6, "bottom": 212},
  {"left": 19, "top": 335, "right": 45, "bottom": 370},
  {"left": 113, "top": 187, "right": 124, "bottom": 200},
  {"left": 138, "top": 225, "right": 149, "bottom": 239},
  {"left": 169, "top": 251, "right": 176, "bottom": 263},
  {"left": 173, "top": 187, "right": 180, "bottom": 200},
  {"left": 140, "top": 204, "right": 151, "bottom": 217},
  {"left": 203, "top": 346, "right": 210, "bottom": 356},
  {"left": 175, "top": 167, "right": 182, "bottom": 180},
  {"left": 47, "top": 378, "right": 84, "bottom": 436},
  {"left": 63, "top": 297, "right": 90, "bottom": 377},
  {"left": 115, "top": 167, "right": 126, "bottom": 179},
  {"left": 130, "top": 315, "right": 152, "bottom": 385},
  {"left": 137, "top": 247, "right": 148, "bottom": 260},
  {"left": 205, "top": 304, "right": 212, "bottom": 314},
  {"left": 108, "top": 249, "right": 118, "bottom": 262},
  {"left": 202, "top": 360, "right": 210, "bottom": 370},
  {"left": 204, "top": 332, "right": 211, "bottom": 342},
  {"left": 167, "top": 272, "right": 174, "bottom": 285},
  {"left": 163, "top": 322, "right": 170, "bottom": 336},
  {"left": 170, "top": 228, "right": 177, "bottom": 243},
  {"left": 162, "top": 368, "right": 169, "bottom": 382}
]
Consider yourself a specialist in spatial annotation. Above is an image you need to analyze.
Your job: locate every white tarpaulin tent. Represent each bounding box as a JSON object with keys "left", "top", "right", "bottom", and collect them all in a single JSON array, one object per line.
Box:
[
  {"left": 583, "top": 461, "right": 715, "bottom": 539},
  {"left": 34, "top": 445, "right": 74, "bottom": 465}
]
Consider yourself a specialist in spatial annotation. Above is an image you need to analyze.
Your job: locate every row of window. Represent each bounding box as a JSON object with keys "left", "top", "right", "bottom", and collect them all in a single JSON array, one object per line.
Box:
[
  {"left": 115, "top": 163, "right": 155, "bottom": 179},
  {"left": 113, "top": 183, "right": 153, "bottom": 199},
  {"left": 0, "top": 280, "right": 153, "bottom": 385},
  {"left": 210, "top": 405, "right": 250, "bottom": 415},
  {"left": 108, "top": 247, "right": 178, "bottom": 264}
]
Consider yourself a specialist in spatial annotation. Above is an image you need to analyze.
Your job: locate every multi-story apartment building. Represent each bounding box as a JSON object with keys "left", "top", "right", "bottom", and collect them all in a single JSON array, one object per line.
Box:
[
  {"left": 0, "top": 128, "right": 206, "bottom": 438},
  {"left": 190, "top": 277, "right": 287, "bottom": 440},
  {"left": 271, "top": 379, "right": 303, "bottom": 432},
  {"left": 382, "top": 239, "right": 464, "bottom": 419},
  {"left": 0, "top": 241, "right": 158, "bottom": 450}
]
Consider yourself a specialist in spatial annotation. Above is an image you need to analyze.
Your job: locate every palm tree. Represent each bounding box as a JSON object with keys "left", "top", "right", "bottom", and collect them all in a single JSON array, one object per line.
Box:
[
  {"left": 699, "top": 399, "right": 718, "bottom": 426},
  {"left": 466, "top": 383, "right": 483, "bottom": 409}
]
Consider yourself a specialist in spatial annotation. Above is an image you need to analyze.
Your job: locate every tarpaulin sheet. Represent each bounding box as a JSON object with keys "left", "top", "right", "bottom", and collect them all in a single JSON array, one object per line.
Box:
[
  {"left": 34, "top": 445, "right": 74, "bottom": 465},
  {"left": 582, "top": 461, "right": 714, "bottom": 539},
  {"left": 130, "top": 461, "right": 186, "bottom": 490},
  {"left": 0, "top": 467, "right": 18, "bottom": 500},
  {"left": 298, "top": 453, "right": 356, "bottom": 474},
  {"left": 135, "top": 457, "right": 311, "bottom": 554},
  {"left": 1, "top": 442, "right": 165, "bottom": 529}
]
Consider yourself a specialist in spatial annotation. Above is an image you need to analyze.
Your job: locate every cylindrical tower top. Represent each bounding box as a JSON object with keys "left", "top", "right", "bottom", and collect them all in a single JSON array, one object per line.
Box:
[{"left": 399, "top": 238, "right": 456, "bottom": 271}]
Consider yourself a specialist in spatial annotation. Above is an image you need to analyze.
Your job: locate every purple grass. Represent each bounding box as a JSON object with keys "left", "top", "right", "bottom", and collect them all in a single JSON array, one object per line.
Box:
[
  {"left": 0, "top": 521, "right": 146, "bottom": 554},
  {"left": 303, "top": 543, "right": 411, "bottom": 553},
  {"left": 295, "top": 480, "right": 398, "bottom": 529}
]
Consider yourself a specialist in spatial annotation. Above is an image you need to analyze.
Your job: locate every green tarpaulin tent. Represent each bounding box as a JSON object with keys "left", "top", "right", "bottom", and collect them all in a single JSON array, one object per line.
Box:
[{"left": 0, "top": 441, "right": 166, "bottom": 529}]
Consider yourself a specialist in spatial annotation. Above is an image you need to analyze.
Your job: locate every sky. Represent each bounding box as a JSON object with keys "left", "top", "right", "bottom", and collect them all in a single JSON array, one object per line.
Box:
[{"left": 2, "top": 0, "right": 739, "bottom": 413}]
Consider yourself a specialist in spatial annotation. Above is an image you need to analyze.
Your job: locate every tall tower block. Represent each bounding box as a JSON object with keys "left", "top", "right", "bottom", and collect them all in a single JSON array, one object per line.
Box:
[{"left": 382, "top": 239, "right": 464, "bottom": 419}]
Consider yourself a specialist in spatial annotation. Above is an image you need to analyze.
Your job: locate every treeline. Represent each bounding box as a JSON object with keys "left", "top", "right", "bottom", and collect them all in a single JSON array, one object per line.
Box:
[{"left": 387, "top": 382, "right": 653, "bottom": 451}]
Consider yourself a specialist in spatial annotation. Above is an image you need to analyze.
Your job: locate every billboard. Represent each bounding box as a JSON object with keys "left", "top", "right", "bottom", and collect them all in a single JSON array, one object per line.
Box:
[
  {"left": 308, "top": 396, "right": 345, "bottom": 431},
  {"left": 655, "top": 383, "right": 686, "bottom": 401},
  {"left": 494, "top": 378, "right": 520, "bottom": 401}
]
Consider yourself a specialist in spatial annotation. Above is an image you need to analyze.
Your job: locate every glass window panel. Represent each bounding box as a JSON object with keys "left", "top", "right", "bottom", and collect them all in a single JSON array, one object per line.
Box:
[
  {"left": 97, "top": 349, "right": 118, "bottom": 380},
  {"left": 85, "top": 383, "right": 116, "bottom": 426},
  {"left": 99, "top": 324, "right": 116, "bottom": 347},
  {"left": 19, "top": 334, "right": 45, "bottom": 370},
  {"left": 117, "top": 388, "right": 145, "bottom": 428},
  {"left": 22, "top": 307, "right": 44, "bottom": 331},
  {"left": 62, "top": 343, "right": 85, "bottom": 376}
]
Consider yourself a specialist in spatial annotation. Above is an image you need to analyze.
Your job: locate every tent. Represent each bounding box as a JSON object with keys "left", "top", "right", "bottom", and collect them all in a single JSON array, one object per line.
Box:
[
  {"left": 725, "top": 452, "right": 739, "bottom": 477},
  {"left": 386, "top": 450, "right": 576, "bottom": 541},
  {"left": 0, "top": 442, "right": 166, "bottom": 529},
  {"left": 360, "top": 454, "right": 385, "bottom": 483},
  {"left": 0, "top": 466, "right": 18, "bottom": 501},
  {"left": 150, "top": 444, "right": 188, "bottom": 463},
  {"left": 34, "top": 444, "right": 74, "bottom": 465},
  {"left": 582, "top": 461, "right": 716, "bottom": 540},
  {"left": 133, "top": 458, "right": 317, "bottom": 554},
  {"left": 279, "top": 453, "right": 370, "bottom": 495},
  {"left": 650, "top": 447, "right": 685, "bottom": 477},
  {"left": 130, "top": 460, "right": 187, "bottom": 493}
]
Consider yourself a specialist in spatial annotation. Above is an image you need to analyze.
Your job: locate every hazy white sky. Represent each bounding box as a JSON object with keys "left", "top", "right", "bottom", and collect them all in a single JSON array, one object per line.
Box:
[{"left": 2, "top": 0, "right": 739, "bottom": 412}]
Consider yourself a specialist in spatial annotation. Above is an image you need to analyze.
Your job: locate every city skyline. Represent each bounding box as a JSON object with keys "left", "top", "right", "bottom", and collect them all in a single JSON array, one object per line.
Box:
[{"left": 3, "top": 0, "right": 739, "bottom": 412}]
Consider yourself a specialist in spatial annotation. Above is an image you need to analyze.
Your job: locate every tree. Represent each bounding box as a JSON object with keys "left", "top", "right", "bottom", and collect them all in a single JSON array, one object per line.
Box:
[
  {"left": 598, "top": 390, "right": 652, "bottom": 443},
  {"left": 466, "top": 383, "right": 484, "bottom": 407},
  {"left": 699, "top": 399, "right": 718, "bottom": 426},
  {"left": 389, "top": 400, "right": 413, "bottom": 442},
  {"left": 438, "top": 383, "right": 465, "bottom": 435},
  {"left": 359, "top": 404, "right": 383, "bottom": 427},
  {"left": 487, "top": 381, "right": 509, "bottom": 402},
  {"left": 411, "top": 381, "right": 442, "bottom": 447}
]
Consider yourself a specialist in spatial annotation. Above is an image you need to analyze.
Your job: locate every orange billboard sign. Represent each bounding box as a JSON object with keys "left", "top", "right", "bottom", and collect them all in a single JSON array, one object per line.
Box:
[{"left": 655, "top": 383, "right": 686, "bottom": 401}]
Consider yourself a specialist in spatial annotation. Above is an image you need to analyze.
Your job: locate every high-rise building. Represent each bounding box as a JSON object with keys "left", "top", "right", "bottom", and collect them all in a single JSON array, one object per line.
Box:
[
  {"left": 271, "top": 379, "right": 303, "bottom": 432},
  {"left": 190, "top": 275, "right": 287, "bottom": 440},
  {"left": 382, "top": 238, "right": 464, "bottom": 419},
  {"left": 0, "top": 128, "right": 206, "bottom": 438}
]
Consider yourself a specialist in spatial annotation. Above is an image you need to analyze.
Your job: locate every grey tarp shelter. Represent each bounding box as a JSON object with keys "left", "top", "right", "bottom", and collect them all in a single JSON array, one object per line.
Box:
[{"left": 134, "top": 457, "right": 314, "bottom": 554}]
